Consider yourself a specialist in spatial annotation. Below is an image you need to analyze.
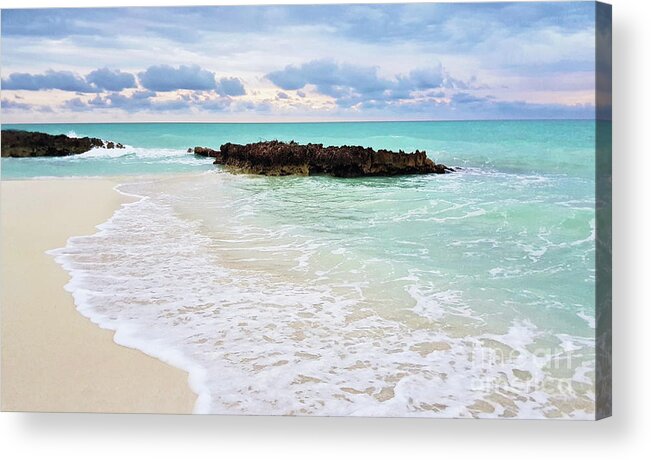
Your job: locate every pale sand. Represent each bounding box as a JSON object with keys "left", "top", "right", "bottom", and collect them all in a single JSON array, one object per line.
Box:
[{"left": 1, "top": 178, "right": 196, "bottom": 413}]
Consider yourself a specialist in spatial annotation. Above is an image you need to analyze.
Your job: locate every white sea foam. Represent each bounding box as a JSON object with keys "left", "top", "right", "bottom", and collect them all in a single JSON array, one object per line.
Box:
[{"left": 80, "top": 146, "right": 190, "bottom": 159}]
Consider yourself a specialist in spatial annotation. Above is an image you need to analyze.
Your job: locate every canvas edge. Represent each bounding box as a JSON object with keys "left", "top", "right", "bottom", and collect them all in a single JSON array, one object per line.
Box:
[{"left": 594, "top": 0, "right": 612, "bottom": 421}]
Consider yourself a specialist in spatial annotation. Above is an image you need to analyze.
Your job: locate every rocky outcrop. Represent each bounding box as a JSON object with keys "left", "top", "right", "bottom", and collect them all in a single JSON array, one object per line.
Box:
[
  {"left": 191, "top": 141, "right": 453, "bottom": 177},
  {"left": 193, "top": 146, "right": 219, "bottom": 158},
  {"left": 1, "top": 130, "right": 124, "bottom": 158},
  {"left": 105, "top": 141, "right": 124, "bottom": 149}
]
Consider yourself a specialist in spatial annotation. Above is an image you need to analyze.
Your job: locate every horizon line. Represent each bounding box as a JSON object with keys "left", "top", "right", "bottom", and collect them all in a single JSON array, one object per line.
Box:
[{"left": 1, "top": 117, "right": 598, "bottom": 126}]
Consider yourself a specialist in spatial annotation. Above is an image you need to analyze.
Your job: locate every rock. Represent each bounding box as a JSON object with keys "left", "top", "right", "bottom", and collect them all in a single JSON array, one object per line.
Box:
[
  {"left": 1, "top": 130, "right": 122, "bottom": 158},
  {"left": 193, "top": 146, "right": 220, "bottom": 158},
  {"left": 104, "top": 141, "right": 124, "bottom": 149},
  {"left": 190, "top": 140, "right": 453, "bottom": 177}
]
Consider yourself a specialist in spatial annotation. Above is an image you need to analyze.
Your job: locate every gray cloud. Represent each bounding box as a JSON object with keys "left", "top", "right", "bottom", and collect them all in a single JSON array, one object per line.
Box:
[
  {"left": 2, "top": 98, "right": 37, "bottom": 110},
  {"left": 216, "top": 77, "right": 246, "bottom": 96},
  {"left": 135, "top": 65, "right": 247, "bottom": 96},
  {"left": 266, "top": 60, "right": 469, "bottom": 108},
  {"left": 1, "top": 65, "right": 248, "bottom": 101},
  {"left": 66, "top": 91, "right": 190, "bottom": 112},
  {"left": 1, "top": 70, "right": 97, "bottom": 92},
  {"left": 86, "top": 68, "right": 137, "bottom": 91},
  {"left": 266, "top": 60, "right": 390, "bottom": 96},
  {"left": 2, "top": 68, "right": 137, "bottom": 93},
  {"left": 62, "top": 91, "right": 240, "bottom": 113}
]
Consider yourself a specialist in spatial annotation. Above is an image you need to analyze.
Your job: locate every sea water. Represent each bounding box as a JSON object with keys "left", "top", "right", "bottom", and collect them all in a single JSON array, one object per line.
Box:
[{"left": 1, "top": 121, "right": 597, "bottom": 418}]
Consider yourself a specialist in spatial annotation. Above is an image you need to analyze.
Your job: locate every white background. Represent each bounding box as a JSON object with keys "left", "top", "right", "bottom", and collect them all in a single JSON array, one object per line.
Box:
[{"left": 0, "top": 0, "right": 648, "bottom": 458}]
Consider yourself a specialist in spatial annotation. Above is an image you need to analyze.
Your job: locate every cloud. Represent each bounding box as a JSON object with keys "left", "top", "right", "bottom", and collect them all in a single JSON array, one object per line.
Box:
[
  {"left": 200, "top": 97, "right": 232, "bottom": 111},
  {"left": 1, "top": 98, "right": 36, "bottom": 111},
  {"left": 441, "top": 92, "right": 594, "bottom": 119},
  {"left": 399, "top": 66, "right": 445, "bottom": 91},
  {"left": 348, "top": 92, "right": 595, "bottom": 120},
  {"left": 387, "top": 65, "right": 460, "bottom": 100},
  {"left": 138, "top": 64, "right": 216, "bottom": 91},
  {"left": 41, "top": 85, "right": 594, "bottom": 120},
  {"left": 0, "top": 8, "right": 108, "bottom": 38},
  {"left": 2, "top": 65, "right": 247, "bottom": 99},
  {"left": 451, "top": 92, "right": 492, "bottom": 105},
  {"left": 216, "top": 77, "right": 246, "bottom": 96},
  {"left": 266, "top": 60, "right": 389, "bottom": 95},
  {"left": 1, "top": 70, "right": 96, "bottom": 92},
  {"left": 135, "top": 65, "right": 247, "bottom": 95},
  {"left": 1, "top": 68, "right": 136, "bottom": 93},
  {"left": 61, "top": 90, "right": 240, "bottom": 113},
  {"left": 266, "top": 60, "right": 470, "bottom": 107},
  {"left": 62, "top": 97, "right": 91, "bottom": 111},
  {"left": 0, "top": 4, "right": 595, "bottom": 48},
  {"left": 274, "top": 63, "right": 597, "bottom": 119},
  {"left": 265, "top": 60, "right": 394, "bottom": 108},
  {"left": 66, "top": 91, "right": 191, "bottom": 112},
  {"left": 232, "top": 99, "right": 273, "bottom": 113},
  {"left": 266, "top": 66, "right": 308, "bottom": 91},
  {"left": 86, "top": 68, "right": 137, "bottom": 91},
  {"left": 1, "top": 4, "right": 597, "bottom": 122}
]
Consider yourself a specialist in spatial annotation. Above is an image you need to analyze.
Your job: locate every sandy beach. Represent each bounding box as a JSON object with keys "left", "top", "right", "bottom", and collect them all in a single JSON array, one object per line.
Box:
[{"left": 1, "top": 178, "right": 196, "bottom": 413}]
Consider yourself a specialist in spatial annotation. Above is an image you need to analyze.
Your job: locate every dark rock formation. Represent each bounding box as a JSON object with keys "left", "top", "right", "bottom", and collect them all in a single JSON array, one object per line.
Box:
[
  {"left": 190, "top": 141, "right": 453, "bottom": 177},
  {"left": 1, "top": 130, "right": 124, "bottom": 158},
  {"left": 193, "top": 146, "right": 218, "bottom": 158}
]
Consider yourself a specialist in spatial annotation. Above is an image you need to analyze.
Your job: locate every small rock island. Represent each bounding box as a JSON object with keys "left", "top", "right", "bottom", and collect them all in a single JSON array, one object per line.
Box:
[
  {"left": 1, "top": 130, "right": 124, "bottom": 158},
  {"left": 191, "top": 140, "right": 453, "bottom": 178}
]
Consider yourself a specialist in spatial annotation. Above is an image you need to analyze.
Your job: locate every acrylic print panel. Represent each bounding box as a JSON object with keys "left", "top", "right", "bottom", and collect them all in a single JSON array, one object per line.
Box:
[{"left": 0, "top": 2, "right": 611, "bottom": 419}]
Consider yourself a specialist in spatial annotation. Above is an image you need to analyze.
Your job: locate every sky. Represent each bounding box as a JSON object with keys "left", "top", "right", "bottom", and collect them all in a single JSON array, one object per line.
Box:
[{"left": 0, "top": 2, "right": 598, "bottom": 123}]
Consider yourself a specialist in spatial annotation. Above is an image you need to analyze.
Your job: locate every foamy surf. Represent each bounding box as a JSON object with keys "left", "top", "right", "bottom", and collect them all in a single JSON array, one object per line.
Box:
[{"left": 48, "top": 171, "right": 596, "bottom": 418}]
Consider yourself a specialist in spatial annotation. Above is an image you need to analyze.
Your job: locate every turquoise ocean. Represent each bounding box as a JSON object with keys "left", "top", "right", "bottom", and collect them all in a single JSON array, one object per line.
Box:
[{"left": 1, "top": 121, "right": 597, "bottom": 418}]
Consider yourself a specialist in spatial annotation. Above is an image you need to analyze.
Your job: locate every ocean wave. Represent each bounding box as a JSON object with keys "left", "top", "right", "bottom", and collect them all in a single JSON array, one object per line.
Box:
[
  {"left": 80, "top": 146, "right": 192, "bottom": 159},
  {"left": 47, "top": 174, "right": 597, "bottom": 418}
]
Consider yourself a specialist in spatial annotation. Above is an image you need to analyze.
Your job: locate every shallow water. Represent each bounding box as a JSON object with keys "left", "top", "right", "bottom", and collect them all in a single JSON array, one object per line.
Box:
[{"left": 6, "top": 121, "right": 597, "bottom": 417}]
